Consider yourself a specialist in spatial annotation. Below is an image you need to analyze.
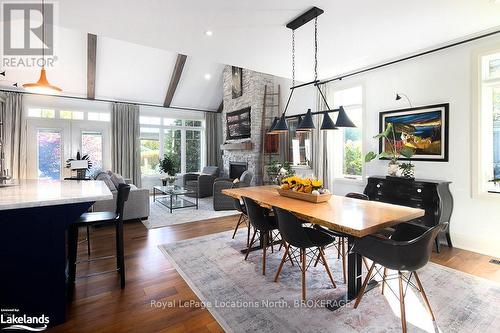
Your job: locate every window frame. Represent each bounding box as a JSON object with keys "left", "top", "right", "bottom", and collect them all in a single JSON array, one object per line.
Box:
[
  {"left": 326, "top": 82, "right": 366, "bottom": 184},
  {"left": 139, "top": 117, "right": 205, "bottom": 175},
  {"left": 472, "top": 47, "right": 500, "bottom": 200}
]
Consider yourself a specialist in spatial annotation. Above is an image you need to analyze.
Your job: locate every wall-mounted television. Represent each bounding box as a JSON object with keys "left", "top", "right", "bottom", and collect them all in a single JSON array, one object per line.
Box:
[{"left": 226, "top": 107, "right": 251, "bottom": 140}]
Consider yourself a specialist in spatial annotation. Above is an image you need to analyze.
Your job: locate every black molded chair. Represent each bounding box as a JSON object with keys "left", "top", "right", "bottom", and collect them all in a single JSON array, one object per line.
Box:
[
  {"left": 273, "top": 206, "right": 337, "bottom": 301},
  {"left": 314, "top": 192, "right": 370, "bottom": 283},
  {"left": 353, "top": 222, "right": 446, "bottom": 333},
  {"left": 231, "top": 198, "right": 250, "bottom": 247},
  {"left": 68, "top": 183, "right": 131, "bottom": 288},
  {"left": 242, "top": 197, "right": 280, "bottom": 275}
]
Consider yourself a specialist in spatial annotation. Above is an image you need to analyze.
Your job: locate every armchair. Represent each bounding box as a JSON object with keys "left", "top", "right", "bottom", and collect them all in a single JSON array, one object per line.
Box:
[
  {"left": 183, "top": 166, "right": 219, "bottom": 198},
  {"left": 213, "top": 171, "right": 254, "bottom": 211}
]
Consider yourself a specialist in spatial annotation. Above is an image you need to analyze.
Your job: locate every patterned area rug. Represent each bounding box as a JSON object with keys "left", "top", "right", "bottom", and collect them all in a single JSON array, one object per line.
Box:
[
  {"left": 142, "top": 197, "right": 238, "bottom": 229},
  {"left": 159, "top": 230, "right": 500, "bottom": 333}
]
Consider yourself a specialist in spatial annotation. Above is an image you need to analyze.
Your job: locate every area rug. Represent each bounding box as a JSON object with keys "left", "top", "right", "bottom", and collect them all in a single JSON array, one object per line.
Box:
[
  {"left": 159, "top": 230, "right": 500, "bottom": 333},
  {"left": 142, "top": 197, "right": 238, "bottom": 229}
]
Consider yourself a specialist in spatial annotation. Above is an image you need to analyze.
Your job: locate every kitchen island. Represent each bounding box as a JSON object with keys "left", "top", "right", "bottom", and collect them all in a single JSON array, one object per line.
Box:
[{"left": 0, "top": 180, "right": 112, "bottom": 328}]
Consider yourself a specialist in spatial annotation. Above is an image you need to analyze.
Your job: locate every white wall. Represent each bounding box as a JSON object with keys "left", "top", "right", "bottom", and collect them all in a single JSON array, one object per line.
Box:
[{"left": 319, "top": 34, "right": 500, "bottom": 257}]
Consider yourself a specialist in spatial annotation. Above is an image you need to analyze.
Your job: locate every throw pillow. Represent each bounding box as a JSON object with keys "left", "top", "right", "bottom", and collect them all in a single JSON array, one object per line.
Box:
[
  {"left": 110, "top": 172, "right": 126, "bottom": 188},
  {"left": 233, "top": 178, "right": 240, "bottom": 184},
  {"left": 96, "top": 172, "right": 117, "bottom": 191}
]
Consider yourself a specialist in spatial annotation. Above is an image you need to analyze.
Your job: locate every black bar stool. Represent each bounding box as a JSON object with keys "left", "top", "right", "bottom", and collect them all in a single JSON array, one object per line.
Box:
[{"left": 68, "top": 183, "right": 131, "bottom": 289}]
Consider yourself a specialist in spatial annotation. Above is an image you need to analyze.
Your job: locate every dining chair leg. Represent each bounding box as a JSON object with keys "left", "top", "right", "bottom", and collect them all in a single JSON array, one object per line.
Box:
[
  {"left": 245, "top": 229, "right": 257, "bottom": 260},
  {"left": 337, "top": 238, "right": 341, "bottom": 259},
  {"left": 398, "top": 271, "right": 407, "bottom": 333},
  {"left": 381, "top": 267, "right": 388, "bottom": 295},
  {"left": 274, "top": 244, "right": 290, "bottom": 282},
  {"left": 354, "top": 262, "right": 376, "bottom": 308},
  {"left": 414, "top": 271, "right": 436, "bottom": 321},
  {"left": 301, "top": 248, "right": 306, "bottom": 301},
  {"left": 313, "top": 247, "right": 321, "bottom": 267},
  {"left": 363, "top": 257, "right": 370, "bottom": 270},
  {"left": 246, "top": 219, "right": 251, "bottom": 247},
  {"left": 262, "top": 233, "right": 268, "bottom": 275},
  {"left": 341, "top": 239, "right": 347, "bottom": 284},
  {"left": 319, "top": 248, "right": 336, "bottom": 288},
  {"left": 232, "top": 214, "right": 243, "bottom": 239},
  {"left": 269, "top": 231, "right": 274, "bottom": 254}
]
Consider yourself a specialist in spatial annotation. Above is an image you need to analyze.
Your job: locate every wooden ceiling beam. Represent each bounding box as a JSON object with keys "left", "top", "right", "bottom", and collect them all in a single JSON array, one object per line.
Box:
[
  {"left": 163, "top": 54, "right": 187, "bottom": 107},
  {"left": 87, "top": 33, "right": 97, "bottom": 99}
]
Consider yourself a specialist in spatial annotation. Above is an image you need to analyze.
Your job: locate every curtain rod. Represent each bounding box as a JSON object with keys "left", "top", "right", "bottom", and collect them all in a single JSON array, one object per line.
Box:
[
  {"left": 287, "top": 28, "right": 500, "bottom": 90},
  {"left": 0, "top": 88, "right": 218, "bottom": 113}
]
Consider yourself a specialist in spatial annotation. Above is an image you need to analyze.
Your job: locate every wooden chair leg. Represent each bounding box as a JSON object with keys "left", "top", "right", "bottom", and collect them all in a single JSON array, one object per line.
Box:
[
  {"left": 274, "top": 244, "right": 290, "bottom": 282},
  {"left": 319, "top": 248, "right": 336, "bottom": 288},
  {"left": 301, "top": 248, "right": 306, "bottom": 301},
  {"left": 414, "top": 271, "right": 436, "bottom": 321},
  {"left": 362, "top": 257, "right": 370, "bottom": 270},
  {"left": 398, "top": 271, "right": 407, "bottom": 333},
  {"left": 381, "top": 267, "right": 388, "bottom": 295},
  {"left": 262, "top": 233, "right": 268, "bottom": 275},
  {"left": 354, "top": 262, "right": 376, "bottom": 308},
  {"left": 313, "top": 247, "right": 321, "bottom": 267},
  {"left": 232, "top": 214, "right": 243, "bottom": 239},
  {"left": 245, "top": 229, "right": 257, "bottom": 260},
  {"left": 341, "top": 239, "right": 347, "bottom": 284}
]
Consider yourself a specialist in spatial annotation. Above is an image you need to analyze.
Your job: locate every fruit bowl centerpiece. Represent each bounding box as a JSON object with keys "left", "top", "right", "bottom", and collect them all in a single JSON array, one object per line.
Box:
[{"left": 277, "top": 176, "right": 332, "bottom": 203}]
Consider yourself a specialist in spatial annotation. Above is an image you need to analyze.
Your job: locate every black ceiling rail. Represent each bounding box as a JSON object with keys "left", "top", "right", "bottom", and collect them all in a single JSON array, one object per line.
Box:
[
  {"left": 0, "top": 88, "right": 218, "bottom": 113},
  {"left": 317, "top": 28, "right": 500, "bottom": 86}
]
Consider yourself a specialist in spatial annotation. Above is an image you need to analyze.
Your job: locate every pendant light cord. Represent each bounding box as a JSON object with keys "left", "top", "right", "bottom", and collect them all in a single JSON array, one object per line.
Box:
[
  {"left": 292, "top": 29, "right": 295, "bottom": 87},
  {"left": 314, "top": 17, "right": 318, "bottom": 81},
  {"left": 41, "top": 0, "right": 45, "bottom": 67}
]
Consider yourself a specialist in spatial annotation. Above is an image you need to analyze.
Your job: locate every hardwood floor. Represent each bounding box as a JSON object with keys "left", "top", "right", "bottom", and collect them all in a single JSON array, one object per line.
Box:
[{"left": 48, "top": 216, "right": 499, "bottom": 333}]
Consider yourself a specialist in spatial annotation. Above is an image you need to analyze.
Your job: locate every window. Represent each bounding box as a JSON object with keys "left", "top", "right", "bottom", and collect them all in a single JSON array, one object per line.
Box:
[
  {"left": 37, "top": 129, "right": 62, "bottom": 180},
  {"left": 329, "top": 85, "right": 363, "bottom": 179},
  {"left": 27, "top": 108, "right": 110, "bottom": 122},
  {"left": 287, "top": 119, "right": 311, "bottom": 166},
  {"left": 477, "top": 51, "right": 500, "bottom": 193},
  {"left": 60, "top": 110, "right": 84, "bottom": 120},
  {"left": 81, "top": 132, "right": 103, "bottom": 172},
  {"left": 28, "top": 108, "right": 55, "bottom": 118},
  {"left": 87, "top": 112, "right": 111, "bottom": 122},
  {"left": 139, "top": 118, "right": 205, "bottom": 175}
]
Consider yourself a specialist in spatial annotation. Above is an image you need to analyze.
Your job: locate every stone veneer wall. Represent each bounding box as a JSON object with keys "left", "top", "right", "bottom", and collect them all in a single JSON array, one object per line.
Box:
[{"left": 221, "top": 66, "right": 280, "bottom": 185}]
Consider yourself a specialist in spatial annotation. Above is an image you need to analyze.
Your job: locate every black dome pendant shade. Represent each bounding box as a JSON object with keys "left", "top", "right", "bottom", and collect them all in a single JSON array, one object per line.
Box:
[
  {"left": 296, "top": 109, "right": 315, "bottom": 131},
  {"left": 320, "top": 112, "right": 337, "bottom": 130},
  {"left": 268, "top": 117, "right": 279, "bottom": 133},
  {"left": 335, "top": 106, "right": 356, "bottom": 127},
  {"left": 273, "top": 113, "right": 289, "bottom": 133}
]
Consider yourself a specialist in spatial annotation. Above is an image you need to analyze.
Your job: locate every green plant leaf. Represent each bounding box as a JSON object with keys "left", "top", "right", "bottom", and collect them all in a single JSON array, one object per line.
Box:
[
  {"left": 379, "top": 151, "right": 396, "bottom": 159},
  {"left": 400, "top": 147, "right": 415, "bottom": 158},
  {"left": 364, "top": 151, "right": 377, "bottom": 162},
  {"left": 374, "top": 123, "right": 393, "bottom": 139}
]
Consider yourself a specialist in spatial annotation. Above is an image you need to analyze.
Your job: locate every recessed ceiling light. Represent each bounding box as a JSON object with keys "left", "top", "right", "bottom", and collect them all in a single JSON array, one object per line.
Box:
[
  {"left": 204, "top": 73, "right": 211, "bottom": 80},
  {"left": 205, "top": 30, "right": 213, "bottom": 36}
]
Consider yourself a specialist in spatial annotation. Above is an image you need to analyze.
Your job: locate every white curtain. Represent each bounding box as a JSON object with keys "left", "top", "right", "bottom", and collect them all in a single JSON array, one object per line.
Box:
[
  {"left": 311, "top": 85, "right": 333, "bottom": 190},
  {"left": 0, "top": 92, "right": 26, "bottom": 179},
  {"left": 111, "top": 103, "right": 141, "bottom": 187}
]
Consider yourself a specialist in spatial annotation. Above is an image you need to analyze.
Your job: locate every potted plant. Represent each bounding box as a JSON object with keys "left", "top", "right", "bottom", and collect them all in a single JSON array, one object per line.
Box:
[
  {"left": 267, "top": 160, "right": 295, "bottom": 185},
  {"left": 365, "top": 123, "right": 415, "bottom": 177},
  {"left": 159, "top": 154, "right": 179, "bottom": 186}
]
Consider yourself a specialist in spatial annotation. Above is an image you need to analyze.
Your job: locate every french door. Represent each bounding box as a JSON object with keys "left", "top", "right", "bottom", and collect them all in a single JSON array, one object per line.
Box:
[{"left": 27, "top": 119, "right": 110, "bottom": 180}]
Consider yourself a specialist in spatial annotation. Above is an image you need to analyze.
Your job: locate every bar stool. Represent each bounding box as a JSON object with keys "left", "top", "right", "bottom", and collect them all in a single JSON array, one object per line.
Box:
[{"left": 68, "top": 183, "right": 131, "bottom": 288}]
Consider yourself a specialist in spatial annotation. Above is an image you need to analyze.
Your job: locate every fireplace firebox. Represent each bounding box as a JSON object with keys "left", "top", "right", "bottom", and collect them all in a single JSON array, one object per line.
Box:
[{"left": 229, "top": 162, "right": 248, "bottom": 180}]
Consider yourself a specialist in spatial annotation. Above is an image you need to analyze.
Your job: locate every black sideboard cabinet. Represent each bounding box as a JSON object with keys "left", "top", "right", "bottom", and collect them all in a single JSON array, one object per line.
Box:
[{"left": 364, "top": 176, "right": 453, "bottom": 252}]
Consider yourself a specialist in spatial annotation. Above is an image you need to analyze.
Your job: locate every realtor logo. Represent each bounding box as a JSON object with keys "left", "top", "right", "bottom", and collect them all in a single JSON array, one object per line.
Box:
[{"left": 2, "top": 2, "right": 54, "bottom": 56}]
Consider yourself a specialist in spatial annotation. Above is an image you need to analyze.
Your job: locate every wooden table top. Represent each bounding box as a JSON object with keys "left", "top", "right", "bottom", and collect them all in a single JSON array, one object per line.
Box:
[{"left": 222, "top": 185, "right": 425, "bottom": 237}]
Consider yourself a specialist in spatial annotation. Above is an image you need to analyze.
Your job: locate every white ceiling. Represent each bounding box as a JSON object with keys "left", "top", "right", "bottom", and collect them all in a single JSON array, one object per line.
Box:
[{"left": 56, "top": 0, "right": 500, "bottom": 81}]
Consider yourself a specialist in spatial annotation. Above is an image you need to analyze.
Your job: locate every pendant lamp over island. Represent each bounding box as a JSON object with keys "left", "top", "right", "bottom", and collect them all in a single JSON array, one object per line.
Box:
[
  {"left": 23, "top": 0, "right": 62, "bottom": 94},
  {"left": 269, "top": 6, "right": 355, "bottom": 135}
]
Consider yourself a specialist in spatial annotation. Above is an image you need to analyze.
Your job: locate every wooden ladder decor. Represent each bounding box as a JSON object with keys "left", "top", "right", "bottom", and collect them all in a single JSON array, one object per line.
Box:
[{"left": 260, "top": 84, "right": 281, "bottom": 185}]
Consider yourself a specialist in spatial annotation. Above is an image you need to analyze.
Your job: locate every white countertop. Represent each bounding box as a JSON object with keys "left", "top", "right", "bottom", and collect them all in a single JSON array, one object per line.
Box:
[{"left": 0, "top": 180, "right": 113, "bottom": 210}]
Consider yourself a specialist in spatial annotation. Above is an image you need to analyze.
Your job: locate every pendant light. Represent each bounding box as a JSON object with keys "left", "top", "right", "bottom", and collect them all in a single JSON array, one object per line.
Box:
[
  {"left": 296, "top": 109, "right": 315, "bottom": 131},
  {"left": 272, "top": 113, "right": 289, "bottom": 133},
  {"left": 23, "top": 0, "right": 62, "bottom": 94},
  {"left": 267, "top": 117, "right": 279, "bottom": 134},
  {"left": 335, "top": 106, "right": 356, "bottom": 127},
  {"left": 320, "top": 112, "right": 337, "bottom": 130}
]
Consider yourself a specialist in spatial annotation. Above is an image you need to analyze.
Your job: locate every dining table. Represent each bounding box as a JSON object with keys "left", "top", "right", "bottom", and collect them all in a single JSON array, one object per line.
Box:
[{"left": 222, "top": 185, "right": 425, "bottom": 310}]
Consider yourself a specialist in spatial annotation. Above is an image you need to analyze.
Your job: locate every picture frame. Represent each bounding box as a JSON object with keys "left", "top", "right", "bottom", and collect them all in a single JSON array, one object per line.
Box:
[
  {"left": 231, "top": 66, "right": 243, "bottom": 99},
  {"left": 379, "top": 103, "right": 449, "bottom": 162}
]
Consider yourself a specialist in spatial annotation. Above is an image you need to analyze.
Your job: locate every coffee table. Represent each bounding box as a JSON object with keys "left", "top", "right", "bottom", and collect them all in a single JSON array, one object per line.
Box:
[{"left": 152, "top": 185, "right": 198, "bottom": 213}]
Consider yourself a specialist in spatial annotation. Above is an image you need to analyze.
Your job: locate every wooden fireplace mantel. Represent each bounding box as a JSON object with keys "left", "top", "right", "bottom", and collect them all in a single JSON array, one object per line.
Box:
[{"left": 220, "top": 142, "right": 253, "bottom": 150}]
